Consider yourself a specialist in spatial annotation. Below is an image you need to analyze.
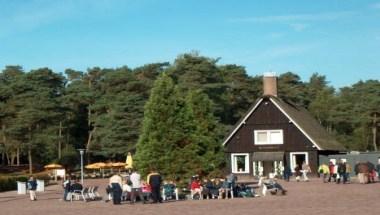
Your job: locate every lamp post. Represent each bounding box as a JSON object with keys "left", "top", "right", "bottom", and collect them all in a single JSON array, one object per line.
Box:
[{"left": 78, "top": 149, "right": 85, "bottom": 184}]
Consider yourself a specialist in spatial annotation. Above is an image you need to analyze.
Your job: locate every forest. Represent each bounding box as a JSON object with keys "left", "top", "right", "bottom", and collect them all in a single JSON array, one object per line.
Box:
[{"left": 0, "top": 53, "right": 379, "bottom": 178}]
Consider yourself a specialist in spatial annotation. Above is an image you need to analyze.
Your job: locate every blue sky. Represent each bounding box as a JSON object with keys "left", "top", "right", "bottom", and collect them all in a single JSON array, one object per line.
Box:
[{"left": 0, "top": 0, "right": 379, "bottom": 88}]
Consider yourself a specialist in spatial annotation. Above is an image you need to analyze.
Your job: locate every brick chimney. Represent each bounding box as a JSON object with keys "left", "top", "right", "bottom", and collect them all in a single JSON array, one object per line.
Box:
[{"left": 263, "top": 72, "right": 277, "bottom": 97}]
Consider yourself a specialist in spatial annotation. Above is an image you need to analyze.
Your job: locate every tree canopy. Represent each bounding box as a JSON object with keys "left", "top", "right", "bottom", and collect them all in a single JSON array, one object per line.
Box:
[{"left": 0, "top": 53, "right": 379, "bottom": 177}]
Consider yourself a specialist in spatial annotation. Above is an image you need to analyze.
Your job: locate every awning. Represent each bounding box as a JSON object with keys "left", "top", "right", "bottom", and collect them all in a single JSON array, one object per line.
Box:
[{"left": 252, "top": 152, "right": 284, "bottom": 161}]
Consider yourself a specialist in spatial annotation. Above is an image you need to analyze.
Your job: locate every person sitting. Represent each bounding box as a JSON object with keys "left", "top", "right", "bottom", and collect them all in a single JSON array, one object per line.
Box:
[
  {"left": 202, "top": 179, "right": 214, "bottom": 199},
  {"left": 70, "top": 179, "right": 83, "bottom": 192},
  {"left": 236, "top": 183, "right": 254, "bottom": 198},
  {"left": 259, "top": 176, "right": 287, "bottom": 196},
  {"left": 162, "top": 180, "right": 177, "bottom": 200},
  {"left": 218, "top": 178, "right": 231, "bottom": 199},
  {"left": 211, "top": 178, "right": 222, "bottom": 199},
  {"left": 69, "top": 179, "right": 84, "bottom": 201},
  {"left": 190, "top": 177, "right": 203, "bottom": 200}
]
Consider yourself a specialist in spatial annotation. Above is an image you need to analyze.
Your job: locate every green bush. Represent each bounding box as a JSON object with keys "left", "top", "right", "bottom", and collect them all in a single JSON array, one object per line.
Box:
[
  {"left": 0, "top": 173, "right": 50, "bottom": 192},
  {"left": 0, "top": 176, "right": 28, "bottom": 192}
]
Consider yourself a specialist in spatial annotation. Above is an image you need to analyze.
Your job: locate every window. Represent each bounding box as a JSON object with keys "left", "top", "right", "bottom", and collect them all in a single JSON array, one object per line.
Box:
[
  {"left": 254, "top": 130, "right": 283, "bottom": 145},
  {"left": 231, "top": 153, "right": 249, "bottom": 173}
]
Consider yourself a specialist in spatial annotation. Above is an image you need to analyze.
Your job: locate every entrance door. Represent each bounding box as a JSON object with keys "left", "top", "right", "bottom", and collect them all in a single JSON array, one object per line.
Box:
[
  {"left": 295, "top": 154, "right": 305, "bottom": 170},
  {"left": 290, "top": 152, "right": 308, "bottom": 172},
  {"left": 263, "top": 161, "right": 273, "bottom": 176}
]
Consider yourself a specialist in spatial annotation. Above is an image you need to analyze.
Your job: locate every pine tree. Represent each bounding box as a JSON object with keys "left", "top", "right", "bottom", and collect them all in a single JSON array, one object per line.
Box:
[{"left": 135, "top": 73, "right": 180, "bottom": 176}]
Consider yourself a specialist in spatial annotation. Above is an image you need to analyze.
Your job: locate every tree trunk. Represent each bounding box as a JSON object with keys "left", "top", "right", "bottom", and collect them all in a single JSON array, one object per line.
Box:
[
  {"left": 5, "top": 152, "right": 10, "bottom": 165},
  {"left": 28, "top": 126, "right": 33, "bottom": 175},
  {"left": 28, "top": 147, "right": 33, "bottom": 175},
  {"left": 1, "top": 151, "right": 5, "bottom": 166},
  {"left": 1, "top": 124, "right": 7, "bottom": 165},
  {"left": 58, "top": 121, "right": 62, "bottom": 159},
  {"left": 16, "top": 147, "right": 20, "bottom": 166},
  {"left": 10, "top": 151, "right": 15, "bottom": 166},
  {"left": 373, "top": 113, "right": 378, "bottom": 151}
]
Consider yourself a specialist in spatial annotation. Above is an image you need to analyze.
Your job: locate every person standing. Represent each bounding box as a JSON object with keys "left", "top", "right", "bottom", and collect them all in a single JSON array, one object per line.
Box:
[
  {"left": 147, "top": 168, "right": 162, "bottom": 203},
  {"left": 345, "top": 162, "right": 352, "bottom": 183},
  {"left": 109, "top": 174, "right": 123, "bottom": 205},
  {"left": 63, "top": 176, "right": 71, "bottom": 201},
  {"left": 294, "top": 165, "right": 302, "bottom": 182},
  {"left": 283, "top": 166, "right": 291, "bottom": 182},
  {"left": 130, "top": 169, "right": 145, "bottom": 204},
  {"left": 328, "top": 161, "right": 336, "bottom": 182},
  {"left": 301, "top": 161, "right": 311, "bottom": 182},
  {"left": 318, "top": 163, "right": 329, "bottom": 183},
  {"left": 337, "top": 159, "right": 347, "bottom": 184},
  {"left": 226, "top": 173, "right": 237, "bottom": 195},
  {"left": 376, "top": 158, "right": 380, "bottom": 181},
  {"left": 27, "top": 176, "right": 37, "bottom": 201}
]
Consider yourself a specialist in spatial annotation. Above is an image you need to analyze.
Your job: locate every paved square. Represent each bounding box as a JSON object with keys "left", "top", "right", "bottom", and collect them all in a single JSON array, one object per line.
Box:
[{"left": 1, "top": 178, "right": 379, "bottom": 215}]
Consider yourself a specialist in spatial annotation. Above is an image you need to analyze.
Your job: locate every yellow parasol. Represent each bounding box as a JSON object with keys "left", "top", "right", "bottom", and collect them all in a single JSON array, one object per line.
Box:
[
  {"left": 85, "top": 162, "right": 107, "bottom": 169},
  {"left": 125, "top": 152, "right": 133, "bottom": 169},
  {"left": 44, "top": 163, "right": 63, "bottom": 181},
  {"left": 112, "top": 162, "right": 127, "bottom": 168},
  {"left": 44, "top": 163, "right": 63, "bottom": 169}
]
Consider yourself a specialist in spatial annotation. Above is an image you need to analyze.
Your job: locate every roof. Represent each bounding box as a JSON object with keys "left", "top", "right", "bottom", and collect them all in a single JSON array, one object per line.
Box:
[{"left": 223, "top": 96, "right": 346, "bottom": 151}]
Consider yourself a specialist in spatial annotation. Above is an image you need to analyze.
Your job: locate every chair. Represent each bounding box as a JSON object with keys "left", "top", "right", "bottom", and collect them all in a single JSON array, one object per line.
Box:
[
  {"left": 258, "top": 177, "right": 278, "bottom": 196},
  {"left": 91, "top": 186, "right": 101, "bottom": 200},
  {"left": 70, "top": 187, "right": 89, "bottom": 202},
  {"left": 87, "top": 186, "right": 94, "bottom": 199},
  {"left": 162, "top": 184, "right": 179, "bottom": 201},
  {"left": 87, "top": 186, "right": 101, "bottom": 200}
]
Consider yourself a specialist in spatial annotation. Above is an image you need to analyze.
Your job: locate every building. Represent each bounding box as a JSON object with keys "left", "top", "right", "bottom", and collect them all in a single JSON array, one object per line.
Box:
[{"left": 223, "top": 73, "right": 345, "bottom": 180}]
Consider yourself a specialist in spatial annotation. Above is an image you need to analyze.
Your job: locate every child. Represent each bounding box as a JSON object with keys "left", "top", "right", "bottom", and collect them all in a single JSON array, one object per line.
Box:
[{"left": 27, "top": 176, "right": 37, "bottom": 201}]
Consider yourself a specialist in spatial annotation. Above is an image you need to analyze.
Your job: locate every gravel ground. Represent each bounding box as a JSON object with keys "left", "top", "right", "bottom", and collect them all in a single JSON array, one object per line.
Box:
[{"left": 1, "top": 178, "right": 379, "bottom": 215}]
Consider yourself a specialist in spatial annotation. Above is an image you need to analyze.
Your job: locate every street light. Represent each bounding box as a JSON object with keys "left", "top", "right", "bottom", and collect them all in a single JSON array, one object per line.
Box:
[{"left": 78, "top": 149, "right": 85, "bottom": 185}]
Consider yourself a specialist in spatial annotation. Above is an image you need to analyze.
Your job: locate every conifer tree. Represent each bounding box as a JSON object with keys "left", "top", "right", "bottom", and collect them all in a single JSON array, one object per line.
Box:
[{"left": 135, "top": 73, "right": 180, "bottom": 176}]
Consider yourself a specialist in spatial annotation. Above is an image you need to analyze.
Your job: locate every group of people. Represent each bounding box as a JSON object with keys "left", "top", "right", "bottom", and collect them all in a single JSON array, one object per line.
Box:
[
  {"left": 190, "top": 175, "right": 236, "bottom": 200},
  {"left": 189, "top": 173, "right": 257, "bottom": 199},
  {"left": 318, "top": 158, "right": 380, "bottom": 184},
  {"left": 318, "top": 159, "right": 351, "bottom": 184},
  {"left": 106, "top": 168, "right": 162, "bottom": 205},
  {"left": 288, "top": 161, "right": 311, "bottom": 182}
]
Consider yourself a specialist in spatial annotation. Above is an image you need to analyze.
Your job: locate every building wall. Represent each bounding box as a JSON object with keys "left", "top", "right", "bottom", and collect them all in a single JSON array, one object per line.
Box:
[
  {"left": 225, "top": 97, "right": 319, "bottom": 176},
  {"left": 226, "top": 98, "right": 317, "bottom": 152}
]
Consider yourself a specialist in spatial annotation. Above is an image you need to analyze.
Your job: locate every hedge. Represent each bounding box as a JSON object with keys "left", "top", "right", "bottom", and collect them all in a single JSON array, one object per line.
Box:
[{"left": 0, "top": 172, "right": 50, "bottom": 192}]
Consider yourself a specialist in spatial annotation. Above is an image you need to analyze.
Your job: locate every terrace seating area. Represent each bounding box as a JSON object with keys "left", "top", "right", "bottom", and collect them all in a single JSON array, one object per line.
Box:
[{"left": 69, "top": 186, "right": 101, "bottom": 202}]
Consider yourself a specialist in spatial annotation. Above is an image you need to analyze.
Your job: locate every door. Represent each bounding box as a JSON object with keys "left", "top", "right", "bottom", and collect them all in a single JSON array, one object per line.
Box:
[
  {"left": 290, "top": 152, "right": 308, "bottom": 172},
  {"left": 263, "top": 161, "right": 274, "bottom": 176}
]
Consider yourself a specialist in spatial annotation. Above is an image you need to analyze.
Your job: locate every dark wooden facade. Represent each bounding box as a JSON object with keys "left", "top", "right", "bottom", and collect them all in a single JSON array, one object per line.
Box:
[{"left": 224, "top": 96, "right": 339, "bottom": 179}]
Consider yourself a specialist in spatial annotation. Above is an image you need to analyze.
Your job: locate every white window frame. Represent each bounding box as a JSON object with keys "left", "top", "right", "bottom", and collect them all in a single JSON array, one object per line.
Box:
[
  {"left": 231, "top": 153, "right": 250, "bottom": 174},
  {"left": 290, "top": 152, "right": 309, "bottom": 172},
  {"left": 254, "top": 129, "right": 284, "bottom": 145}
]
